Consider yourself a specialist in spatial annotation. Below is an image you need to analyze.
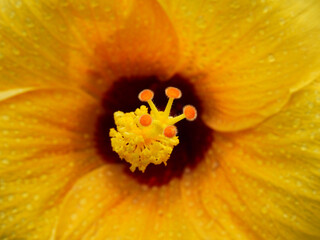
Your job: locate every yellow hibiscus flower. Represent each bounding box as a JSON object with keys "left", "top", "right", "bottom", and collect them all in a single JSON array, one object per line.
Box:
[{"left": 1, "top": 0, "right": 320, "bottom": 239}]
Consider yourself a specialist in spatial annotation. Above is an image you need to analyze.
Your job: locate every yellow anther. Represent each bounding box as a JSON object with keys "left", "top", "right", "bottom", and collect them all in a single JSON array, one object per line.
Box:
[
  {"left": 109, "top": 87, "right": 197, "bottom": 172},
  {"left": 164, "top": 125, "right": 177, "bottom": 138},
  {"left": 139, "top": 114, "right": 152, "bottom": 126}
]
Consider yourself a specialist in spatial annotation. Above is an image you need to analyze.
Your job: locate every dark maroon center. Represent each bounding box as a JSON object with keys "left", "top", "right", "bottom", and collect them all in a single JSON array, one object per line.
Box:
[{"left": 94, "top": 74, "right": 213, "bottom": 186}]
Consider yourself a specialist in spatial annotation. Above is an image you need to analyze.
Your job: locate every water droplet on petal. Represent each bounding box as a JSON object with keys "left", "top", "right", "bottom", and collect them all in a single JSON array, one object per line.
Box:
[
  {"left": 268, "top": 54, "right": 275, "bottom": 63},
  {"left": 13, "top": 49, "right": 20, "bottom": 56},
  {"left": 1, "top": 159, "right": 9, "bottom": 165},
  {"left": 14, "top": 0, "right": 22, "bottom": 8}
]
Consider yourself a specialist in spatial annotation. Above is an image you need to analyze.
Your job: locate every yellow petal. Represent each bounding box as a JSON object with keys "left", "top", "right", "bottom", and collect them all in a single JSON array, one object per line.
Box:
[
  {"left": 195, "top": 77, "right": 320, "bottom": 239},
  {"left": 0, "top": 0, "right": 179, "bottom": 97},
  {"left": 158, "top": 0, "right": 320, "bottom": 131},
  {"left": 54, "top": 166, "right": 149, "bottom": 239},
  {"left": 55, "top": 165, "right": 204, "bottom": 240},
  {"left": 0, "top": 88, "right": 104, "bottom": 239}
]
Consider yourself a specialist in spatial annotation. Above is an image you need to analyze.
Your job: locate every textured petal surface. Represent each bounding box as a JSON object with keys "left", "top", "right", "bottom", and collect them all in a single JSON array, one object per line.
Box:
[
  {"left": 0, "top": 0, "right": 179, "bottom": 97},
  {"left": 196, "top": 77, "right": 320, "bottom": 239},
  {"left": 55, "top": 165, "right": 203, "bottom": 240},
  {"left": 0, "top": 88, "right": 104, "bottom": 239},
  {"left": 158, "top": 0, "right": 320, "bottom": 131}
]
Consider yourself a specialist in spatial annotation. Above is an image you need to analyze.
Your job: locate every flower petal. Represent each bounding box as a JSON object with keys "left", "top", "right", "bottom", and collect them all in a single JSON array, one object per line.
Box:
[
  {"left": 54, "top": 165, "right": 150, "bottom": 239},
  {"left": 0, "top": 88, "right": 104, "bottom": 239},
  {"left": 158, "top": 0, "right": 320, "bottom": 131},
  {"left": 55, "top": 165, "right": 205, "bottom": 240},
  {"left": 192, "top": 77, "right": 320, "bottom": 239},
  {"left": 0, "top": 0, "right": 179, "bottom": 97}
]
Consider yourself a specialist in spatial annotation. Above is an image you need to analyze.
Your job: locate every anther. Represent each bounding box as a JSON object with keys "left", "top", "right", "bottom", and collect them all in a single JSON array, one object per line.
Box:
[
  {"left": 165, "top": 87, "right": 182, "bottom": 99},
  {"left": 183, "top": 105, "right": 197, "bottom": 121},
  {"left": 138, "top": 89, "right": 158, "bottom": 115},
  {"left": 138, "top": 89, "right": 154, "bottom": 102},
  {"left": 139, "top": 114, "right": 152, "bottom": 126},
  {"left": 164, "top": 125, "right": 177, "bottom": 138},
  {"left": 164, "top": 86, "right": 182, "bottom": 116}
]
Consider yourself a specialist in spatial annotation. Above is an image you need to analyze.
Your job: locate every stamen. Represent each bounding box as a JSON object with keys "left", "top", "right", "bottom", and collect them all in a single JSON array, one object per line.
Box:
[
  {"left": 138, "top": 89, "right": 158, "bottom": 115},
  {"left": 109, "top": 87, "right": 197, "bottom": 172},
  {"left": 183, "top": 105, "right": 197, "bottom": 121},
  {"left": 169, "top": 105, "right": 197, "bottom": 125},
  {"left": 139, "top": 114, "right": 152, "bottom": 126},
  {"left": 164, "top": 87, "right": 182, "bottom": 116},
  {"left": 164, "top": 125, "right": 177, "bottom": 138},
  {"left": 168, "top": 113, "right": 185, "bottom": 125},
  {"left": 165, "top": 87, "right": 182, "bottom": 99},
  {"left": 138, "top": 89, "right": 154, "bottom": 101}
]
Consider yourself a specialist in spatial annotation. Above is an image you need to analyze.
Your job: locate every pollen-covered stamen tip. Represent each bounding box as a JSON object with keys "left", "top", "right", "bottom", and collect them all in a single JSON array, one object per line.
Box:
[
  {"left": 138, "top": 89, "right": 154, "bottom": 102},
  {"left": 183, "top": 105, "right": 197, "bottom": 121},
  {"left": 139, "top": 114, "right": 152, "bottom": 126},
  {"left": 138, "top": 89, "right": 158, "bottom": 115},
  {"left": 164, "top": 125, "right": 177, "bottom": 138},
  {"left": 165, "top": 87, "right": 182, "bottom": 99},
  {"left": 164, "top": 86, "right": 182, "bottom": 116}
]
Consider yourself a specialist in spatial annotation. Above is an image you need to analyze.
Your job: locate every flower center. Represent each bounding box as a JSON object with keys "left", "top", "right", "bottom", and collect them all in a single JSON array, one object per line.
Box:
[
  {"left": 94, "top": 75, "right": 213, "bottom": 186},
  {"left": 109, "top": 87, "right": 197, "bottom": 172}
]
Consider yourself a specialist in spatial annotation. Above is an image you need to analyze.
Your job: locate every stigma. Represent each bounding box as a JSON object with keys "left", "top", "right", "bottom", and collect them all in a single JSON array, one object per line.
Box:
[{"left": 109, "top": 87, "right": 197, "bottom": 172}]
